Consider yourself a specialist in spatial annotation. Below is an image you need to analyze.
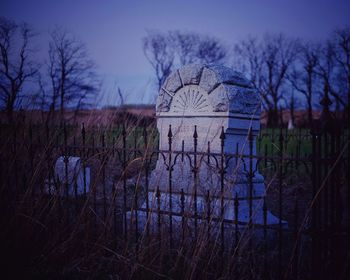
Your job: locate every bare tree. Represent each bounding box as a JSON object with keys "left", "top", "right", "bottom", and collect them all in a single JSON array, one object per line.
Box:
[
  {"left": 0, "top": 17, "right": 37, "bottom": 121},
  {"left": 234, "top": 34, "right": 298, "bottom": 126},
  {"left": 143, "top": 31, "right": 174, "bottom": 91},
  {"left": 234, "top": 37, "right": 264, "bottom": 103},
  {"left": 315, "top": 41, "right": 345, "bottom": 112},
  {"left": 47, "top": 27, "right": 99, "bottom": 121},
  {"left": 332, "top": 27, "right": 350, "bottom": 124},
  {"left": 289, "top": 89, "right": 296, "bottom": 126},
  {"left": 262, "top": 34, "right": 299, "bottom": 126},
  {"left": 196, "top": 35, "right": 226, "bottom": 64},
  {"left": 169, "top": 31, "right": 199, "bottom": 65},
  {"left": 170, "top": 31, "right": 227, "bottom": 65},
  {"left": 143, "top": 30, "right": 227, "bottom": 90},
  {"left": 289, "top": 42, "right": 320, "bottom": 124}
]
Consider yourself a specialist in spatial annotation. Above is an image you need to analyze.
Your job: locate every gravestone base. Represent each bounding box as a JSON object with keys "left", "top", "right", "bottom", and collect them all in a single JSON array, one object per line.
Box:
[
  {"left": 126, "top": 190, "right": 285, "bottom": 245},
  {"left": 150, "top": 169, "right": 267, "bottom": 197},
  {"left": 127, "top": 208, "right": 282, "bottom": 254},
  {"left": 137, "top": 189, "right": 281, "bottom": 226},
  {"left": 147, "top": 165, "right": 282, "bottom": 225}
]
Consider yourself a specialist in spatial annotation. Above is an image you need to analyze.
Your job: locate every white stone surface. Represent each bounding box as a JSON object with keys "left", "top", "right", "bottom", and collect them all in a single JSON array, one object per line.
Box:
[
  {"left": 156, "top": 89, "right": 172, "bottom": 112},
  {"left": 45, "top": 156, "right": 90, "bottom": 196},
  {"left": 163, "top": 71, "right": 182, "bottom": 93},
  {"left": 178, "top": 64, "right": 203, "bottom": 85}
]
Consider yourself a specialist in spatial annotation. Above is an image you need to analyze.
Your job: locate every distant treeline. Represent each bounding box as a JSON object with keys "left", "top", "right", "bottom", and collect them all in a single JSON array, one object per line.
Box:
[
  {"left": 143, "top": 29, "right": 350, "bottom": 126},
  {"left": 1, "top": 17, "right": 349, "bottom": 127}
]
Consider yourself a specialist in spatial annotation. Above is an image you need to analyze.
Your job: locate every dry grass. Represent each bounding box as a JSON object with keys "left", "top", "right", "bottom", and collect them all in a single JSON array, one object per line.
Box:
[{"left": 2, "top": 111, "right": 347, "bottom": 280}]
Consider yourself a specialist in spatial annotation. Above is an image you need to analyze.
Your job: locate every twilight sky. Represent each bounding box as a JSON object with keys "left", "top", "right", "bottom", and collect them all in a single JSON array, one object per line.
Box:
[{"left": 2, "top": 0, "right": 350, "bottom": 106}]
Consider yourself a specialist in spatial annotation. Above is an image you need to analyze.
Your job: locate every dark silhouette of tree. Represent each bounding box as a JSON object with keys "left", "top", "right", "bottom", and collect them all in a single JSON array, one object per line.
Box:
[
  {"left": 289, "top": 42, "right": 320, "bottom": 125},
  {"left": 234, "top": 37, "right": 264, "bottom": 102},
  {"left": 143, "top": 31, "right": 174, "bottom": 91},
  {"left": 196, "top": 35, "right": 226, "bottom": 64},
  {"left": 143, "top": 30, "right": 227, "bottom": 90},
  {"left": 169, "top": 31, "right": 199, "bottom": 65},
  {"left": 47, "top": 27, "right": 99, "bottom": 121},
  {"left": 316, "top": 41, "right": 342, "bottom": 112},
  {"left": 262, "top": 34, "right": 299, "bottom": 126},
  {"left": 234, "top": 34, "right": 298, "bottom": 127},
  {"left": 332, "top": 27, "right": 350, "bottom": 124},
  {"left": 170, "top": 31, "right": 227, "bottom": 65},
  {"left": 289, "top": 89, "right": 296, "bottom": 126},
  {"left": 0, "top": 17, "right": 37, "bottom": 121}
]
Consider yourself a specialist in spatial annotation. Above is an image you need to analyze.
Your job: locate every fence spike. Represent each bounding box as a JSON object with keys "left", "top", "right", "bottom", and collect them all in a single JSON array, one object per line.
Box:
[
  {"left": 207, "top": 141, "right": 211, "bottom": 163},
  {"left": 234, "top": 193, "right": 239, "bottom": 213},
  {"left": 167, "top": 124, "right": 173, "bottom": 138},
  {"left": 193, "top": 125, "right": 198, "bottom": 139},
  {"left": 156, "top": 186, "right": 160, "bottom": 200},
  {"left": 220, "top": 126, "right": 225, "bottom": 140},
  {"left": 248, "top": 126, "right": 253, "bottom": 142},
  {"left": 279, "top": 127, "right": 284, "bottom": 142},
  {"left": 122, "top": 123, "right": 126, "bottom": 137},
  {"left": 181, "top": 140, "right": 184, "bottom": 161}
]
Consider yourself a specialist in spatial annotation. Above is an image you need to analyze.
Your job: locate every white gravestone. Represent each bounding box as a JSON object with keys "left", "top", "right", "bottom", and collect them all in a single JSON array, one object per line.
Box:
[
  {"left": 45, "top": 156, "right": 90, "bottom": 196},
  {"left": 148, "top": 64, "right": 279, "bottom": 225}
]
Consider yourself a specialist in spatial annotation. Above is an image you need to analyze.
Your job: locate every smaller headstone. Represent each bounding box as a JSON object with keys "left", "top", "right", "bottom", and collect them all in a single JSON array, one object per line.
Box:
[{"left": 45, "top": 156, "right": 90, "bottom": 196}]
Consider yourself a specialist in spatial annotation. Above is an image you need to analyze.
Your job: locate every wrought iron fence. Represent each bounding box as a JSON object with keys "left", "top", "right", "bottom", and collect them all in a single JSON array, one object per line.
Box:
[{"left": 0, "top": 114, "right": 349, "bottom": 279}]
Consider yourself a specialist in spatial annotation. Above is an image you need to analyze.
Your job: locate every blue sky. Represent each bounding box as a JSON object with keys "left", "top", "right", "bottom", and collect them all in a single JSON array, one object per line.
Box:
[{"left": 2, "top": 0, "right": 350, "bottom": 106}]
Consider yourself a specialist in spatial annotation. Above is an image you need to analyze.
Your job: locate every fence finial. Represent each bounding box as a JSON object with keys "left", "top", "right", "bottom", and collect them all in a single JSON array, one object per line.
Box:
[
  {"left": 122, "top": 123, "right": 126, "bottom": 137},
  {"left": 167, "top": 124, "right": 172, "bottom": 138},
  {"left": 193, "top": 125, "right": 198, "bottom": 139},
  {"left": 220, "top": 126, "right": 225, "bottom": 140},
  {"left": 248, "top": 126, "right": 253, "bottom": 142}
]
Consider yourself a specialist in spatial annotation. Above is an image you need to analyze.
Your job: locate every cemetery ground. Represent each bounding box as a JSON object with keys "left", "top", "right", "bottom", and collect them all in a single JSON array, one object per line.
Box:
[{"left": 0, "top": 117, "right": 349, "bottom": 280}]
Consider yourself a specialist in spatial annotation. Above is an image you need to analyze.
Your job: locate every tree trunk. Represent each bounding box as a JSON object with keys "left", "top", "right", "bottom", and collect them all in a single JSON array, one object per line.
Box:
[
  {"left": 6, "top": 96, "right": 15, "bottom": 123},
  {"left": 267, "top": 108, "right": 279, "bottom": 127},
  {"left": 307, "top": 98, "right": 313, "bottom": 126},
  {"left": 347, "top": 91, "right": 350, "bottom": 128},
  {"left": 6, "top": 106, "right": 14, "bottom": 124}
]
